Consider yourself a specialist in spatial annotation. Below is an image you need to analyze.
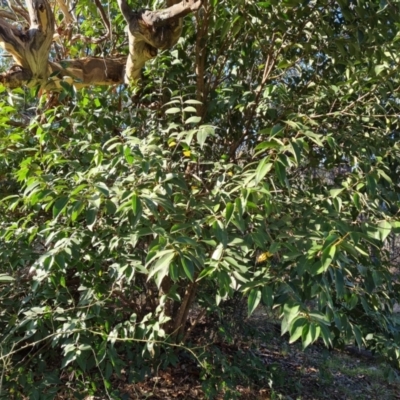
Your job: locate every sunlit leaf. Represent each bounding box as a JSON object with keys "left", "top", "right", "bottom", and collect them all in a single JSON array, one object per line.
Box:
[{"left": 248, "top": 288, "right": 261, "bottom": 316}]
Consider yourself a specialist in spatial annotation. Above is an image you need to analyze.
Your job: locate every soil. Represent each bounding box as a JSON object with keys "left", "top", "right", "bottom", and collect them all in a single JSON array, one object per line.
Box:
[{"left": 55, "top": 308, "right": 400, "bottom": 400}]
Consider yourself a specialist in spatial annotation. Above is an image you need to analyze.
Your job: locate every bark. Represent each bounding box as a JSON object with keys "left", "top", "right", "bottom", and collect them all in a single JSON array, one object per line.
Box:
[
  {"left": 172, "top": 279, "right": 198, "bottom": 339},
  {"left": 0, "top": 0, "right": 202, "bottom": 89},
  {"left": 0, "top": 0, "right": 54, "bottom": 86}
]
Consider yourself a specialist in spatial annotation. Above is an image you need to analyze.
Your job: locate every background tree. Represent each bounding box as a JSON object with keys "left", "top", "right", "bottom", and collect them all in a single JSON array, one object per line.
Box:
[{"left": 0, "top": 0, "right": 400, "bottom": 398}]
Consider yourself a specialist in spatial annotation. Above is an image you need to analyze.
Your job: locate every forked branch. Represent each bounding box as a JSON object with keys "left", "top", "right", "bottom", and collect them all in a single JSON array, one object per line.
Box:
[{"left": 0, "top": 0, "right": 54, "bottom": 87}]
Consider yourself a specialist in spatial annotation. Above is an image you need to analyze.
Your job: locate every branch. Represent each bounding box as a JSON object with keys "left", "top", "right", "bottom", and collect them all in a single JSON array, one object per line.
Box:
[
  {"left": 5, "top": 119, "right": 28, "bottom": 127},
  {"left": 117, "top": 0, "right": 133, "bottom": 22},
  {"left": 93, "top": 0, "right": 111, "bottom": 41},
  {"left": 142, "top": 0, "right": 202, "bottom": 27},
  {"left": 6, "top": 0, "right": 30, "bottom": 22},
  {"left": 0, "top": 16, "right": 28, "bottom": 66},
  {"left": 0, "top": 10, "right": 18, "bottom": 21},
  {"left": 0, "top": 65, "right": 32, "bottom": 88},
  {"left": 55, "top": 0, "right": 74, "bottom": 24}
]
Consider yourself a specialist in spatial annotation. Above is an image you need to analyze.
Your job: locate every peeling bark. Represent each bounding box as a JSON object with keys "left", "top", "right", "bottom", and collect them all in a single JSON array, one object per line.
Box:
[{"left": 0, "top": 0, "right": 201, "bottom": 89}]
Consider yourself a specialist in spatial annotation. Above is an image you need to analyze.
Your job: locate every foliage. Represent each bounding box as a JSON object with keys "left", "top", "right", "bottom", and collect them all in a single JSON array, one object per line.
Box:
[{"left": 0, "top": 0, "right": 400, "bottom": 398}]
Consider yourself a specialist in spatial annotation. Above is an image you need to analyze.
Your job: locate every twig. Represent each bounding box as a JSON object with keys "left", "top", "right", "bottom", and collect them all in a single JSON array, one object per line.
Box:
[{"left": 56, "top": 0, "right": 75, "bottom": 24}]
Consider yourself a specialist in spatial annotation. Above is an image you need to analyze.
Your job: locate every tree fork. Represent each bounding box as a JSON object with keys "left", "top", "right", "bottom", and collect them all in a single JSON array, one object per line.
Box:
[
  {"left": 0, "top": 0, "right": 54, "bottom": 86},
  {"left": 117, "top": 0, "right": 202, "bottom": 83}
]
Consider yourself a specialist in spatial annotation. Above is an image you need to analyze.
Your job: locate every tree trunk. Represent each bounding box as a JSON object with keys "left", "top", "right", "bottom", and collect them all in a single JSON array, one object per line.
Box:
[{"left": 0, "top": 0, "right": 54, "bottom": 87}]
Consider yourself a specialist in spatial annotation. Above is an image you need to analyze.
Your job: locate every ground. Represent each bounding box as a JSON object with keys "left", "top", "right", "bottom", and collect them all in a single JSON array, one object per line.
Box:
[{"left": 53, "top": 307, "right": 400, "bottom": 400}]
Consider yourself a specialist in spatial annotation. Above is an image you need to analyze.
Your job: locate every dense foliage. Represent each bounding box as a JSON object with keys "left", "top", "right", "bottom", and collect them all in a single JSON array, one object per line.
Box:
[{"left": 0, "top": 0, "right": 400, "bottom": 398}]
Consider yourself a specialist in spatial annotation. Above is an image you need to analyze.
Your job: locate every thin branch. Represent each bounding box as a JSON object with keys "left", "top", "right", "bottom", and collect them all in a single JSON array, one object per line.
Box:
[
  {"left": 4, "top": 119, "right": 28, "bottom": 127},
  {"left": 142, "top": 0, "right": 202, "bottom": 27},
  {"left": 172, "top": 279, "right": 198, "bottom": 339},
  {"left": 55, "top": 0, "right": 74, "bottom": 24},
  {"left": 93, "top": 0, "right": 111, "bottom": 40},
  {"left": 117, "top": 0, "right": 133, "bottom": 22},
  {"left": 6, "top": 0, "right": 29, "bottom": 22},
  {"left": 0, "top": 10, "right": 18, "bottom": 21},
  {"left": 0, "top": 17, "right": 28, "bottom": 66},
  {"left": 195, "top": 0, "right": 210, "bottom": 118},
  {"left": 229, "top": 33, "right": 279, "bottom": 159}
]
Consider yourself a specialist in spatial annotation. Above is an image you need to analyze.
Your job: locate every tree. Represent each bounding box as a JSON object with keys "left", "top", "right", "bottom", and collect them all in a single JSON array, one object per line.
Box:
[
  {"left": 0, "top": 0, "right": 400, "bottom": 398},
  {"left": 0, "top": 0, "right": 201, "bottom": 88}
]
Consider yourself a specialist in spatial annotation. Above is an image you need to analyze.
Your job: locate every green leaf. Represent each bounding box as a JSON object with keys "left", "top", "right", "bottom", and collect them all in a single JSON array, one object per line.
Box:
[
  {"left": 321, "top": 244, "right": 336, "bottom": 273},
  {"left": 302, "top": 323, "right": 320, "bottom": 349},
  {"left": 95, "top": 182, "right": 109, "bottom": 196},
  {"left": 283, "top": 303, "right": 300, "bottom": 326},
  {"left": 262, "top": 286, "right": 273, "bottom": 307},
  {"left": 186, "top": 116, "right": 201, "bottom": 124},
  {"left": 53, "top": 197, "right": 69, "bottom": 218},
  {"left": 183, "top": 106, "right": 197, "bottom": 113},
  {"left": 330, "top": 188, "right": 344, "bottom": 198},
  {"left": 225, "top": 202, "right": 234, "bottom": 224},
  {"left": 377, "top": 168, "right": 392, "bottom": 184},
  {"left": 70, "top": 200, "right": 84, "bottom": 222},
  {"left": 0, "top": 274, "right": 14, "bottom": 282},
  {"left": 165, "top": 107, "right": 181, "bottom": 114},
  {"left": 197, "top": 125, "right": 214, "bottom": 149},
  {"left": 181, "top": 256, "right": 195, "bottom": 282},
  {"left": 274, "top": 160, "right": 286, "bottom": 185},
  {"left": 319, "top": 324, "right": 333, "bottom": 347},
  {"left": 169, "top": 261, "right": 179, "bottom": 281},
  {"left": 352, "top": 324, "right": 363, "bottom": 348},
  {"left": 352, "top": 192, "right": 361, "bottom": 210},
  {"left": 366, "top": 174, "right": 376, "bottom": 195},
  {"left": 184, "top": 99, "right": 202, "bottom": 105},
  {"left": 86, "top": 208, "right": 97, "bottom": 230},
  {"left": 171, "top": 223, "right": 192, "bottom": 233},
  {"left": 148, "top": 251, "right": 175, "bottom": 281},
  {"left": 131, "top": 194, "right": 142, "bottom": 216},
  {"left": 212, "top": 220, "right": 227, "bottom": 247},
  {"left": 374, "top": 64, "right": 386, "bottom": 75},
  {"left": 124, "top": 147, "right": 134, "bottom": 164},
  {"left": 377, "top": 220, "right": 391, "bottom": 242},
  {"left": 392, "top": 221, "right": 400, "bottom": 234},
  {"left": 254, "top": 158, "right": 272, "bottom": 185},
  {"left": 60, "top": 80, "right": 75, "bottom": 97},
  {"left": 211, "top": 243, "right": 224, "bottom": 260},
  {"left": 334, "top": 268, "right": 345, "bottom": 298},
  {"left": 289, "top": 317, "right": 307, "bottom": 343},
  {"left": 277, "top": 60, "right": 291, "bottom": 69},
  {"left": 248, "top": 289, "right": 261, "bottom": 316}
]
